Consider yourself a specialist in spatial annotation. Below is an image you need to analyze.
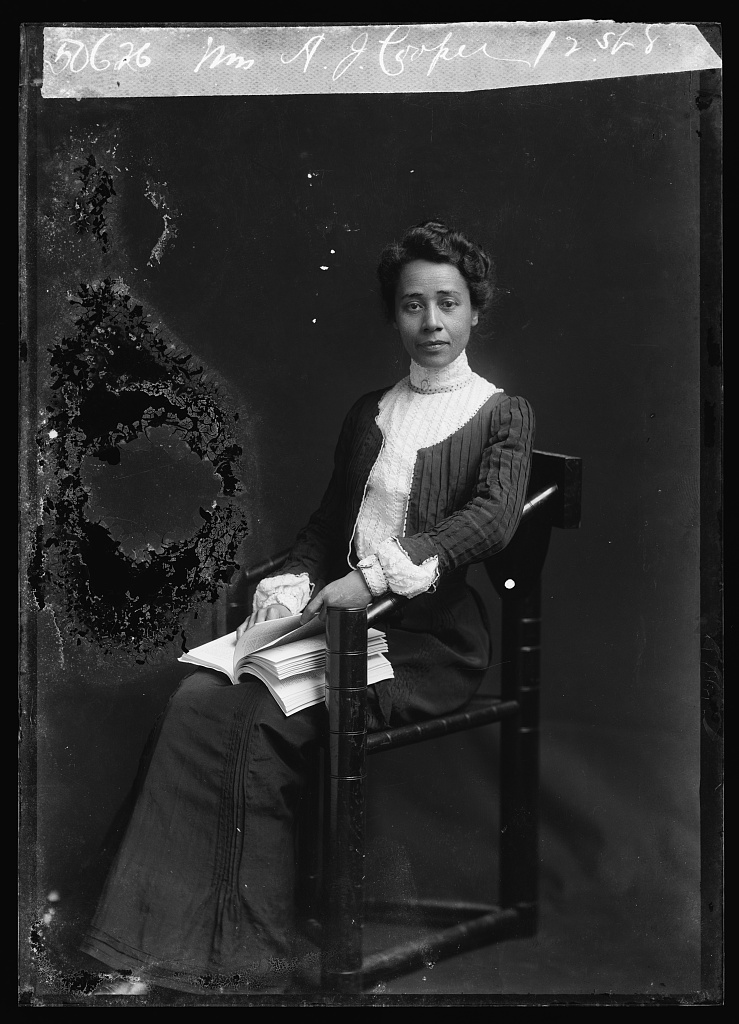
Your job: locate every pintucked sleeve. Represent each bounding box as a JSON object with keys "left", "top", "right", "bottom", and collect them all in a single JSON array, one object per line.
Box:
[{"left": 396, "top": 395, "right": 535, "bottom": 575}]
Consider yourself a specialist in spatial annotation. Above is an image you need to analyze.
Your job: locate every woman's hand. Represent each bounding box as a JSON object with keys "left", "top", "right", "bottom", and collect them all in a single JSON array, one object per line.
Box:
[
  {"left": 299, "top": 570, "right": 372, "bottom": 625},
  {"left": 236, "top": 603, "right": 293, "bottom": 639}
]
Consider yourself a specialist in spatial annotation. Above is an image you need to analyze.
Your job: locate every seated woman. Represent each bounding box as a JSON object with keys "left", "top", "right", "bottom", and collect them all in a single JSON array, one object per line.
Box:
[{"left": 82, "top": 220, "right": 535, "bottom": 995}]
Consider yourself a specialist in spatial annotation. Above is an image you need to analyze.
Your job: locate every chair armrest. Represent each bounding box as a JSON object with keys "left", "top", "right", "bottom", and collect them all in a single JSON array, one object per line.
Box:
[
  {"left": 242, "top": 450, "right": 581, "bottom": 621},
  {"left": 241, "top": 547, "right": 292, "bottom": 584},
  {"left": 244, "top": 484, "right": 560, "bottom": 625},
  {"left": 367, "top": 592, "right": 406, "bottom": 625}
]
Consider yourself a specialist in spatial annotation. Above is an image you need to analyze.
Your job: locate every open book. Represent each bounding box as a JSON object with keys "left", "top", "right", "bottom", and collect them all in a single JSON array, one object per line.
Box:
[{"left": 178, "top": 613, "right": 394, "bottom": 716}]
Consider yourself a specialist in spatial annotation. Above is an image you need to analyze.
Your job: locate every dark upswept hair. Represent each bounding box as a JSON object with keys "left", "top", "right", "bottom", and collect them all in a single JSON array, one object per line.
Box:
[{"left": 377, "top": 220, "right": 495, "bottom": 321}]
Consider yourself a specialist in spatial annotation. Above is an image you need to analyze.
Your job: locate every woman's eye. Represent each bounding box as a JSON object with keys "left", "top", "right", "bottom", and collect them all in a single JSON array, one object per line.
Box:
[{"left": 440, "top": 300, "right": 457, "bottom": 310}]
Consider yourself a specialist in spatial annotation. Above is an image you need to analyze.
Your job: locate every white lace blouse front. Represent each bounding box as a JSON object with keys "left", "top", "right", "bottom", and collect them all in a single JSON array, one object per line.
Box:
[{"left": 253, "top": 351, "right": 500, "bottom": 614}]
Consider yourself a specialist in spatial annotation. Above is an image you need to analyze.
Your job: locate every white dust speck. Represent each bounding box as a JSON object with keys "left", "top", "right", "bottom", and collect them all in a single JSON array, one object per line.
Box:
[
  {"left": 504, "top": 579, "right": 516, "bottom": 589},
  {"left": 319, "top": 266, "right": 329, "bottom": 271},
  {"left": 48, "top": 429, "right": 58, "bottom": 439}
]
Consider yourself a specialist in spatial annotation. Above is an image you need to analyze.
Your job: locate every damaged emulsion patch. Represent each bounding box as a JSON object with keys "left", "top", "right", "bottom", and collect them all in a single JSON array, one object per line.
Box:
[
  {"left": 24, "top": 906, "right": 105, "bottom": 1001},
  {"left": 69, "top": 154, "right": 116, "bottom": 252},
  {"left": 31, "top": 278, "right": 249, "bottom": 658},
  {"left": 144, "top": 178, "right": 179, "bottom": 267}
]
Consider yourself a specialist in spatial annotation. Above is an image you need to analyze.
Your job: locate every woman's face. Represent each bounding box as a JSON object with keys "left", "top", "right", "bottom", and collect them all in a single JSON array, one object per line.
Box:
[{"left": 394, "top": 259, "right": 479, "bottom": 369}]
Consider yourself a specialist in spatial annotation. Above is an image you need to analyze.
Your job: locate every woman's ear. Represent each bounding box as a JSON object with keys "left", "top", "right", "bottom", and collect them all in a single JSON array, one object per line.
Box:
[
  {"left": 471, "top": 311, "right": 479, "bottom": 327},
  {"left": 392, "top": 320, "right": 399, "bottom": 332}
]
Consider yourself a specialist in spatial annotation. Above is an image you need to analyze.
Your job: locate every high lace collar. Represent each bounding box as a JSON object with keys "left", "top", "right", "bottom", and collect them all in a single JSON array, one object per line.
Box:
[{"left": 408, "top": 350, "right": 473, "bottom": 393}]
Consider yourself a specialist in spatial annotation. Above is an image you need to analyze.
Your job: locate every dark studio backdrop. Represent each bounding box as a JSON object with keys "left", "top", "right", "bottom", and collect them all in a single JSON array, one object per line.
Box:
[{"left": 21, "top": 33, "right": 720, "bottom": 1001}]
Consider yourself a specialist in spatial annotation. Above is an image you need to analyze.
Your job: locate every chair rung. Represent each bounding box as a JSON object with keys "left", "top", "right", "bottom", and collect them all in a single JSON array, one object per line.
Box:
[
  {"left": 366, "top": 698, "right": 519, "bottom": 754},
  {"left": 360, "top": 905, "right": 523, "bottom": 986},
  {"left": 366, "top": 897, "right": 499, "bottom": 926}
]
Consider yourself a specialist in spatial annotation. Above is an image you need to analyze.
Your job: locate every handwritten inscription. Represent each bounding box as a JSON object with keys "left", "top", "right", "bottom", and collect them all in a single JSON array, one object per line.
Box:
[
  {"left": 46, "top": 34, "right": 151, "bottom": 74},
  {"left": 277, "top": 25, "right": 660, "bottom": 80},
  {"left": 194, "top": 37, "right": 255, "bottom": 73},
  {"left": 44, "top": 24, "right": 663, "bottom": 83}
]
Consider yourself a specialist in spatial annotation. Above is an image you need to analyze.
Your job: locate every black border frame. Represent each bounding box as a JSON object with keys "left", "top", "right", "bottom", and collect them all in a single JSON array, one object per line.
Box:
[{"left": 18, "top": 21, "right": 723, "bottom": 1007}]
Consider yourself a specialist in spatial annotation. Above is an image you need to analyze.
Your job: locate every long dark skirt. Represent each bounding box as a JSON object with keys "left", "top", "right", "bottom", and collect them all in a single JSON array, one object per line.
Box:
[{"left": 81, "top": 580, "right": 491, "bottom": 992}]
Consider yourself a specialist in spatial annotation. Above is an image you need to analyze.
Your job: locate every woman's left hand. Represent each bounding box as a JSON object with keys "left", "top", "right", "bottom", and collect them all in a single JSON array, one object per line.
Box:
[
  {"left": 300, "top": 570, "right": 373, "bottom": 625},
  {"left": 236, "top": 602, "right": 293, "bottom": 639}
]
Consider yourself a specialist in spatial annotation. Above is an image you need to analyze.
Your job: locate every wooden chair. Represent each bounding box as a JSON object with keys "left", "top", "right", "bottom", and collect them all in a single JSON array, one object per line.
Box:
[{"left": 242, "top": 450, "right": 582, "bottom": 993}]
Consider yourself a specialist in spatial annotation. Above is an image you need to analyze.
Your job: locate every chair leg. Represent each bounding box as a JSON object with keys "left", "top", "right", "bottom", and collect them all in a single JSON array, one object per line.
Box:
[
  {"left": 321, "top": 606, "right": 368, "bottom": 993},
  {"left": 499, "top": 578, "right": 541, "bottom": 934}
]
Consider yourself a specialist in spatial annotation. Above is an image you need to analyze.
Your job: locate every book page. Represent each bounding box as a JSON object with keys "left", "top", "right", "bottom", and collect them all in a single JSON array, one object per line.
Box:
[
  {"left": 233, "top": 614, "right": 325, "bottom": 662},
  {"left": 235, "top": 653, "right": 393, "bottom": 714},
  {"left": 177, "top": 631, "right": 237, "bottom": 682},
  {"left": 248, "top": 632, "right": 326, "bottom": 665},
  {"left": 180, "top": 620, "right": 386, "bottom": 683},
  {"left": 246, "top": 628, "right": 386, "bottom": 669}
]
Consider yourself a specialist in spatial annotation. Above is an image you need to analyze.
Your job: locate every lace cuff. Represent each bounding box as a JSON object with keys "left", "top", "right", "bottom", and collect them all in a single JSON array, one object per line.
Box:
[
  {"left": 376, "top": 537, "right": 440, "bottom": 599},
  {"left": 252, "top": 573, "right": 312, "bottom": 616},
  {"left": 357, "top": 554, "right": 388, "bottom": 598}
]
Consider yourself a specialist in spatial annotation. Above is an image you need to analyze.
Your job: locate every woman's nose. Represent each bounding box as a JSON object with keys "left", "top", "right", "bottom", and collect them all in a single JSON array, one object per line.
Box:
[{"left": 423, "top": 306, "right": 441, "bottom": 331}]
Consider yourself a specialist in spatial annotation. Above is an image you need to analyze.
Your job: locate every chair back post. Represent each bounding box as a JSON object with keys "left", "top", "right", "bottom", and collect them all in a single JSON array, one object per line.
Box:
[
  {"left": 321, "top": 605, "right": 368, "bottom": 993},
  {"left": 498, "top": 577, "right": 542, "bottom": 934},
  {"left": 488, "top": 449, "right": 582, "bottom": 932}
]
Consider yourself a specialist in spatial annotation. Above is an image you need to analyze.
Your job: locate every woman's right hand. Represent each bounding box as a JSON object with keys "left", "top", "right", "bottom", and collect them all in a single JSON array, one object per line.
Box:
[{"left": 236, "top": 603, "right": 293, "bottom": 639}]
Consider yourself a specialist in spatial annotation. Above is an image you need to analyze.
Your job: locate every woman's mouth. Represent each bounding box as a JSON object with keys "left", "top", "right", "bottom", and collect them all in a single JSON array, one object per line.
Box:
[{"left": 418, "top": 341, "right": 448, "bottom": 350}]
